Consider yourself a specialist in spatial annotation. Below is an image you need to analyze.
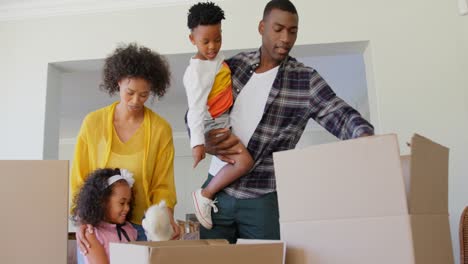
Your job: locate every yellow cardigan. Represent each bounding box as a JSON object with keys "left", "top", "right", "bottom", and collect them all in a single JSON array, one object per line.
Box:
[{"left": 70, "top": 102, "right": 177, "bottom": 213}]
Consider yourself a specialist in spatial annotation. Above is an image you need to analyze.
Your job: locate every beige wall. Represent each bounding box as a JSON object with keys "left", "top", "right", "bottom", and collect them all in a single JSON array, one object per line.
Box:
[{"left": 1, "top": 0, "right": 467, "bottom": 261}]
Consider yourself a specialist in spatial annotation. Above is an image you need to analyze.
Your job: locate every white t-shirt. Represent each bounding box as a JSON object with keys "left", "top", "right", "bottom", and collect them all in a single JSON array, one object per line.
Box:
[{"left": 208, "top": 66, "right": 279, "bottom": 176}]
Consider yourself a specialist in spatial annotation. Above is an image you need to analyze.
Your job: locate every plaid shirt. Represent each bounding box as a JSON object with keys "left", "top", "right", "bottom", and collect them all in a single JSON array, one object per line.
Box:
[{"left": 222, "top": 49, "right": 374, "bottom": 199}]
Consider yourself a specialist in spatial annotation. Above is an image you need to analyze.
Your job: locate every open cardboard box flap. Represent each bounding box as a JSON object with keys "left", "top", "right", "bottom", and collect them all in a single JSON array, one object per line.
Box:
[
  {"left": 0, "top": 160, "right": 69, "bottom": 264},
  {"left": 110, "top": 239, "right": 284, "bottom": 264},
  {"left": 404, "top": 134, "right": 449, "bottom": 214}
]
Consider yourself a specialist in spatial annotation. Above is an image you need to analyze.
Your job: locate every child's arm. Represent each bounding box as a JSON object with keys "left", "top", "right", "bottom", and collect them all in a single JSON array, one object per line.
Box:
[
  {"left": 192, "top": 144, "right": 206, "bottom": 168},
  {"left": 183, "top": 59, "right": 222, "bottom": 150},
  {"left": 84, "top": 227, "right": 109, "bottom": 264}
]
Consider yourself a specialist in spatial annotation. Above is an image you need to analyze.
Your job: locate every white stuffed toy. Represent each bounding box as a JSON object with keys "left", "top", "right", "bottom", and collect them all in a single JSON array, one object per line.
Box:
[{"left": 142, "top": 200, "right": 174, "bottom": 241}]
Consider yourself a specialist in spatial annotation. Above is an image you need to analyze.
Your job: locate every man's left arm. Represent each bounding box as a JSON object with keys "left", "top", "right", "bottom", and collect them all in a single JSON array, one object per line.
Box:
[{"left": 309, "top": 71, "right": 374, "bottom": 139}]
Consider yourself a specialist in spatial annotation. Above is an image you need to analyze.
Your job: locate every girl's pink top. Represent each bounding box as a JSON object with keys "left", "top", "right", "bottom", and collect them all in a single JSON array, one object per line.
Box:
[{"left": 84, "top": 221, "right": 137, "bottom": 264}]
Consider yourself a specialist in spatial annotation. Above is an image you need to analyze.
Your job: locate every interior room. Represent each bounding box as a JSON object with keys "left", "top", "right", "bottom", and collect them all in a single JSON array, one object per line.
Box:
[
  {"left": 1, "top": 0, "right": 467, "bottom": 263},
  {"left": 54, "top": 43, "right": 370, "bottom": 225}
]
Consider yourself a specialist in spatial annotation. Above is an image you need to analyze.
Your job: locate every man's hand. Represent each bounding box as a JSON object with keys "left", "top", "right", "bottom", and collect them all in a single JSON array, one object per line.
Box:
[
  {"left": 205, "top": 128, "right": 242, "bottom": 164},
  {"left": 76, "top": 224, "right": 93, "bottom": 255},
  {"left": 192, "top": 145, "right": 206, "bottom": 168}
]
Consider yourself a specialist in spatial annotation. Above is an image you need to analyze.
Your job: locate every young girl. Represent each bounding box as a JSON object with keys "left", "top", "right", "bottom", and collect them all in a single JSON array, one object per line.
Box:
[{"left": 72, "top": 168, "right": 137, "bottom": 264}]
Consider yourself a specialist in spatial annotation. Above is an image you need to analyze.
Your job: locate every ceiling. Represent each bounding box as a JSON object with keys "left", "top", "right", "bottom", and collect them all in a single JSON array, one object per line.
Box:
[{"left": 0, "top": 0, "right": 195, "bottom": 21}]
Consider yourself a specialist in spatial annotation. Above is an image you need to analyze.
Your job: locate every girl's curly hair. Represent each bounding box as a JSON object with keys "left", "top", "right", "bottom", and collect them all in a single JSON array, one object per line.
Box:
[
  {"left": 71, "top": 168, "right": 133, "bottom": 226},
  {"left": 100, "top": 43, "right": 171, "bottom": 98}
]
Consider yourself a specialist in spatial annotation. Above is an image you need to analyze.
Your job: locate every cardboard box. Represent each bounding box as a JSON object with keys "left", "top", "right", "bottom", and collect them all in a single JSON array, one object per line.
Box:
[
  {"left": 0, "top": 160, "right": 69, "bottom": 264},
  {"left": 110, "top": 239, "right": 284, "bottom": 264},
  {"left": 273, "top": 134, "right": 453, "bottom": 264}
]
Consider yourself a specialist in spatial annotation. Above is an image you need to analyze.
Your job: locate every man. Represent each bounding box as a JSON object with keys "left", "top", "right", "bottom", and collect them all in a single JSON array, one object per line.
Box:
[{"left": 201, "top": 0, "right": 374, "bottom": 243}]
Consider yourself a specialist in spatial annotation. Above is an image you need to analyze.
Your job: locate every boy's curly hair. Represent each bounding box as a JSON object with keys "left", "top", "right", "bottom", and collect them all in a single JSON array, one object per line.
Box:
[
  {"left": 187, "top": 2, "right": 225, "bottom": 30},
  {"left": 100, "top": 43, "right": 171, "bottom": 98},
  {"left": 71, "top": 168, "right": 133, "bottom": 226}
]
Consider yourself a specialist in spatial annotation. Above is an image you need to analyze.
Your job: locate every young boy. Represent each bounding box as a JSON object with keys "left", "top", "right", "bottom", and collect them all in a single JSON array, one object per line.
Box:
[{"left": 183, "top": 2, "right": 254, "bottom": 230}]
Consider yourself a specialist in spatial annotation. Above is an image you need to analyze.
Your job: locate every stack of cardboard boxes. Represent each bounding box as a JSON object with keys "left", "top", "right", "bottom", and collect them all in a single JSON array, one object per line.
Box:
[
  {"left": 0, "top": 133, "right": 454, "bottom": 264},
  {"left": 0, "top": 161, "right": 69, "bottom": 264},
  {"left": 273, "top": 134, "right": 453, "bottom": 264}
]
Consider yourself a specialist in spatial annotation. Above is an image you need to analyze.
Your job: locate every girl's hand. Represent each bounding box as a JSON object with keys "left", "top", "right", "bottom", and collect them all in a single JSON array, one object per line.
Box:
[
  {"left": 76, "top": 224, "right": 93, "bottom": 255},
  {"left": 83, "top": 224, "right": 109, "bottom": 264}
]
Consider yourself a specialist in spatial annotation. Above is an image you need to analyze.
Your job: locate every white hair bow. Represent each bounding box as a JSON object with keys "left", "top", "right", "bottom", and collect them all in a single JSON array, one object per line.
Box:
[{"left": 107, "top": 169, "right": 135, "bottom": 188}]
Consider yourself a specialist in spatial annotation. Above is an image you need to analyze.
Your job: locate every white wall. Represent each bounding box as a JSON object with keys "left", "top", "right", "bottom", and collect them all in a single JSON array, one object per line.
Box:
[
  {"left": 300, "top": 53, "right": 370, "bottom": 134},
  {"left": 43, "top": 65, "right": 62, "bottom": 159},
  {"left": 1, "top": 0, "right": 468, "bottom": 261},
  {"left": 453, "top": 13, "right": 468, "bottom": 263}
]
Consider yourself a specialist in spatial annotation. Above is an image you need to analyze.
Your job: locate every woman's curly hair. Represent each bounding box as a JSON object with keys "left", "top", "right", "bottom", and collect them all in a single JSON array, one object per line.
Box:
[
  {"left": 187, "top": 2, "right": 225, "bottom": 30},
  {"left": 71, "top": 168, "right": 133, "bottom": 226},
  {"left": 100, "top": 43, "right": 171, "bottom": 98}
]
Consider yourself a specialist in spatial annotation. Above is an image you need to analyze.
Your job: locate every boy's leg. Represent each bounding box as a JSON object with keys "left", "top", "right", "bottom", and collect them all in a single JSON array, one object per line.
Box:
[
  {"left": 236, "top": 192, "right": 280, "bottom": 240},
  {"left": 202, "top": 144, "right": 253, "bottom": 199},
  {"left": 199, "top": 175, "right": 237, "bottom": 243},
  {"left": 200, "top": 113, "right": 253, "bottom": 199}
]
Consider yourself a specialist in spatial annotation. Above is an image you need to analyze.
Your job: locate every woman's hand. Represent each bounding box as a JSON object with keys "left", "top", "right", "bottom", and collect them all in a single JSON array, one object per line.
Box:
[
  {"left": 170, "top": 218, "right": 181, "bottom": 240},
  {"left": 166, "top": 207, "right": 181, "bottom": 240},
  {"left": 205, "top": 128, "right": 242, "bottom": 164},
  {"left": 83, "top": 225, "right": 109, "bottom": 264},
  {"left": 76, "top": 224, "right": 93, "bottom": 255}
]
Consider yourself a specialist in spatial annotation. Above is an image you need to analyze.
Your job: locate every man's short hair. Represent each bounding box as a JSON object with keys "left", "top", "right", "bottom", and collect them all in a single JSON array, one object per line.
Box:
[{"left": 263, "top": 0, "right": 298, "bottom": 19}]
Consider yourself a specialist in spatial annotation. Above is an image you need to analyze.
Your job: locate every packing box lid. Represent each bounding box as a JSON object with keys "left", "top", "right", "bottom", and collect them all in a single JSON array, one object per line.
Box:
[
  {"left": 273, "top": 133, "right": 449, "bottom": 222},
  {"left": 274, "top": 134, "right": 407, "bottom": 222},
  {"left": 406, "top": 134, "right": 449, "bottom": 214},
  {"left": 110, "top": 239, "right": 284, "bottom": 264}
]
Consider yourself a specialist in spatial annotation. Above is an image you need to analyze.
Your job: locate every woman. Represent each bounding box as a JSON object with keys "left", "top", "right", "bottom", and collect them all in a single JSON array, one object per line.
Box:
[{"left": 70, "top": 43, "right": 180, "bottom": 260}]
